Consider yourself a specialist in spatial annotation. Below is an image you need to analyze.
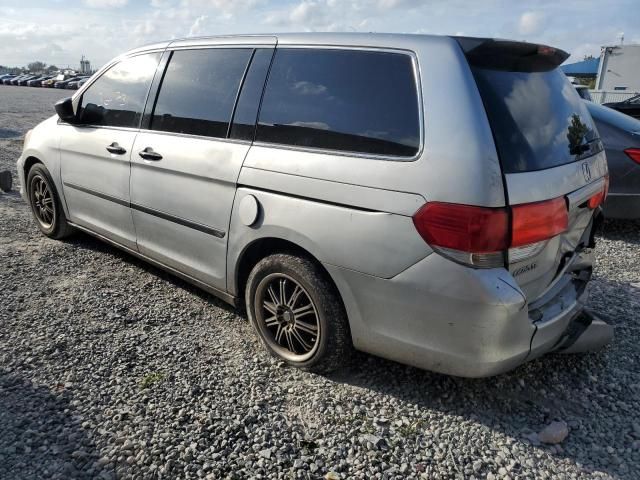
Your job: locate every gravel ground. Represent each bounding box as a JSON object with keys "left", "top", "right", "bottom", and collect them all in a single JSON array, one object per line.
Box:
[{"left": 1, "top": 86, "right": 639, "bottom": 480}]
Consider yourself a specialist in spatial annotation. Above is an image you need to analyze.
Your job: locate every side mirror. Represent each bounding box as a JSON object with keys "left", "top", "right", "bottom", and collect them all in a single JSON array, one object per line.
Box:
[{"left": 54, "top": 97, "right": 77, "bottom": 123}]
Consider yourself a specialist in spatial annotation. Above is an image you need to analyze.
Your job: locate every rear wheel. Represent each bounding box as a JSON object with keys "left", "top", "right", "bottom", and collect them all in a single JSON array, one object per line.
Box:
[
  {"left": 245, "top": 253, "right": 351, "bottom": 373},
  {"left": 27, "top": 164, "right": 74, "bottom": 239}
]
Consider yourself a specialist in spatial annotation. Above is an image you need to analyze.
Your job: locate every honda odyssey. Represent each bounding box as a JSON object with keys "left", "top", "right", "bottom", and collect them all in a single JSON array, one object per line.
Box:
[{"left": 18, "top": 34, "right": 613, "bottom": 377}]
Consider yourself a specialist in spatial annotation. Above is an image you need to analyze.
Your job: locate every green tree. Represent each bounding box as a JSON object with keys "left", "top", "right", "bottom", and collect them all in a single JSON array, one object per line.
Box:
[{"left": 27, "top": 61, "right": 47, "bottom": 72}]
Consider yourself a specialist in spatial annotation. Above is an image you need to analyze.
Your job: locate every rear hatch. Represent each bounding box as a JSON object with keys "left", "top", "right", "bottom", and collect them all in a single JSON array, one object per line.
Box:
[{"left": 459, "top": 38, "right": 608, "bottom": 301}]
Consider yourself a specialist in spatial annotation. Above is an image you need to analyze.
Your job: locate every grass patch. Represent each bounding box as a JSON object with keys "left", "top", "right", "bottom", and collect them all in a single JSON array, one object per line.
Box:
[{"left": 140, "top": 372, "right": 165, "bottom": 389}]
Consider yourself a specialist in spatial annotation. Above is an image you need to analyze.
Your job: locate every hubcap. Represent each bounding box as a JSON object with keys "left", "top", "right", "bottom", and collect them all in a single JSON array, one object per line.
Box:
[
  {"left": 255, "top": 274, "right": 320, "bottom": 362},
  {"left": 30, "top": 175, "right": 54, "bottom": 228}
]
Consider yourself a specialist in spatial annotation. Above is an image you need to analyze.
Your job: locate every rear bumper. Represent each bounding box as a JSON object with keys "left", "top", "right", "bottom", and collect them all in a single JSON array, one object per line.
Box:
[
  {"left": 604, "top": 194, "right": 640, "bottom": 219},
  {"left": 326, "top": 249, "right": 610, "bottom": 377}
]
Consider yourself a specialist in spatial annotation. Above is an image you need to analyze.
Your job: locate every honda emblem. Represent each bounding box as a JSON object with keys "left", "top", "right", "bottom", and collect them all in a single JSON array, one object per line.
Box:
[{"left": 582, "top": 163, "right": 592, "bottom": 182}]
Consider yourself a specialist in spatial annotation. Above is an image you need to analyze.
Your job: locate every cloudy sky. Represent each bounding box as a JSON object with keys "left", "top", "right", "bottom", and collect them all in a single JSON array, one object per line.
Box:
[{"left": 0, "top": 0, "right": 638, "bottom": 69}]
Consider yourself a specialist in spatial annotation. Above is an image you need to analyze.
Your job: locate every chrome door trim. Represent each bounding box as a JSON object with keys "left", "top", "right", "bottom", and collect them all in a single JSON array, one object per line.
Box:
[
  {"left": 67, "top": 221, "right": 236, "bottom": 306},
  {"left": 63, "top": 182, "right": 226, "bottom": 238}
]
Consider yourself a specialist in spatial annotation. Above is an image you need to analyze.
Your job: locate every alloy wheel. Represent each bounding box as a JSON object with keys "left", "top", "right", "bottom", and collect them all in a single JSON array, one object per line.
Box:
[
  {"left": 254, "top": 273, "right": 321, "bottom": 362},
  {"left": 30, "top": 174, "right": 55, "bottom": 228}
]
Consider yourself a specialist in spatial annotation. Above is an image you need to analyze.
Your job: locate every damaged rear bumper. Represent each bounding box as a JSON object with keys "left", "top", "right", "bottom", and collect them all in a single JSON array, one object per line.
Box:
[
  {"left": 526, "top": 248, "right": 613, "bottom": 362},
  {"left": 324, "top": 246, "right": 613, "bottom": 378}
]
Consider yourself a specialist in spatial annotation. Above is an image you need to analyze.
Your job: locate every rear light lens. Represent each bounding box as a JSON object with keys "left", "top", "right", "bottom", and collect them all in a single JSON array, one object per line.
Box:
[
  {"left": 587, "top": 175, "right": 609, "bottom": 209},
  {"left": 511, "top": 197, "right": 568, "bottom": 246},
  {"left": 624, "top": 148, "right": 640, "bottom": 165},
  {"left": 413, "top": 197, "right": 569, "bottom": 268},
  {"left": 412, "top": 203, "right": 508, "bottom": 253}
]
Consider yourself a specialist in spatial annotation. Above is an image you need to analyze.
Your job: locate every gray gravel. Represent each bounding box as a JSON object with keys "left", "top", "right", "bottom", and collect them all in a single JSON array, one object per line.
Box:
[{"left": 1, "top": 86, "right": 640, "bottom": 479}]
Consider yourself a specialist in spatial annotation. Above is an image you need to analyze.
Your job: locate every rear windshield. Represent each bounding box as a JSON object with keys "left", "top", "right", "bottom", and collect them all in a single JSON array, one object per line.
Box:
[{"left": 472, "top": 67, "right": 599, "bottom": 173}]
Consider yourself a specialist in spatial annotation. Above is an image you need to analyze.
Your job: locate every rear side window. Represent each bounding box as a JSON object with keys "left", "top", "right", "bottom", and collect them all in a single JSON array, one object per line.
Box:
[
  {"left": 79, "top": 52, "right": 160, "bottom": 128},
  {"left": 151, "top": 48, "right": 253, "bottom": 138},
  {"left": 256, "top": 48, "right": 421, "bottom": 157}
]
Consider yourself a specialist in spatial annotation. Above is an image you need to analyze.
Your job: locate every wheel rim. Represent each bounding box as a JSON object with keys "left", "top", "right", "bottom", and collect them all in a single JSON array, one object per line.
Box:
[
  {"left": 254, "top": 273, "right": 321, "bottom": 362},
  {"left": 30, "top": 174, "right": 55, "bottom": 229}
]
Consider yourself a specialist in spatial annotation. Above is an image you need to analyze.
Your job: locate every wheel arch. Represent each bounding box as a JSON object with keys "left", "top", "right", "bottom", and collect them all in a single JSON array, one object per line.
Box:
[
  {"left": 233, "top": 236, "right": 342, "bottom": 308},
  {"left": 23, "top": 155, "right": 43, "bottom": 179}
]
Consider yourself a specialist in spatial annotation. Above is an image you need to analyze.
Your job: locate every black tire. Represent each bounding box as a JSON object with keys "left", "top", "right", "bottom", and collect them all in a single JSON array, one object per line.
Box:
[
  {"left": 245, "top": 253, "right": 352, "bottom": 373},
  {"left": 26, "top": 163, "right": 75, "bottom": 239}
]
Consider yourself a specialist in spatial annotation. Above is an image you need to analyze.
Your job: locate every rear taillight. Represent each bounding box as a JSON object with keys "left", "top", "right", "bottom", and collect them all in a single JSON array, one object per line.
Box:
[
  {"left": 511, "top": 197, "right": 568, "bottom": 246},
  {"left": 412, "top": 203, "right": 509, "bottom": 252},
  {"left": 587, "top": 175, "right": 609, "bottom": 209},
  {"left": 413, "top": 197, "right": 568, "bottom": 268},
  {"left": 624, "top": 148, "right": 640, "bottom": 165}
]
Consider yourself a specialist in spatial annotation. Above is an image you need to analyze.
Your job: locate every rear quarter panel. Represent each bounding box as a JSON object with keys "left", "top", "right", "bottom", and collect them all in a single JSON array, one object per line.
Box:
[{"left": 226, "top": 186, "right": 431, "bottom": 296}]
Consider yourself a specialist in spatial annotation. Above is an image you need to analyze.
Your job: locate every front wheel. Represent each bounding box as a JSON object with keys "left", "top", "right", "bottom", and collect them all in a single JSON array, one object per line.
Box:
[
  {"left": 245, "top": 253, "right": 352, "bottom": 373},
  {"left": 27, "top": 164, "right": 74, "bottom": 239}
]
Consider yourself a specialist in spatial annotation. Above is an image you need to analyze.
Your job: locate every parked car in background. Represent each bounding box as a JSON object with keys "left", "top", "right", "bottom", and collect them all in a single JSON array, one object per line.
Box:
[
  {"left": 41, "top": 77, "right": 58, "bottom": 88},
  {"left": 603, "top": 94, "right": 640, "bottom": 120},
  {"left": 66, "top": 77, "right": 89, "bottom": 89},
  {"left": 77, "top": 77, "right": 90, "bottom": 89},
  {"left": 26, "top": 76, "right": 44, "bottom": 87},
  {"left": 18, "top": 34, "right": 612, "bottom": 377},
  {"left": 27, "top": 75, "right": 52, "bottom": 87},
  {"left": 54, "top": 76, "right": 82, "bottom": 89},
  {"left": 585, "top": 101, "right": 640, "bottom": 219},
  {"left": 0, "top": 73, "right": 16, "bottom": 83},
  {"left": 17, "top": 75, "right": 38, "bottom": 86},
  {"left": 8, "top": 74, "right": 28, "bottom": 85}
]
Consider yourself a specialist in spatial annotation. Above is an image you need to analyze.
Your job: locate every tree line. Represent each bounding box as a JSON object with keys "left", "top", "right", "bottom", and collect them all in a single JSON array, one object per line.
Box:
[{"left": 0, "top": 61, "right": 60, "bottom": 74}]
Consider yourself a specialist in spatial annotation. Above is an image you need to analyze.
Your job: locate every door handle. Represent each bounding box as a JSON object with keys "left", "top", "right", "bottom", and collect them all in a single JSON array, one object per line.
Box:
[
  {"left": 106, "top": 142, "right": 126, "bottom": 155},
  {"left": 138, "top": 147, "right": 163, "bottom": 161}
]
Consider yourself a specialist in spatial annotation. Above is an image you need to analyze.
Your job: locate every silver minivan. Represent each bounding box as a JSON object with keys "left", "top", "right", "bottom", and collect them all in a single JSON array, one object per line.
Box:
[{"left": 18, "top": 34, "right": 613, "bottom": 377}]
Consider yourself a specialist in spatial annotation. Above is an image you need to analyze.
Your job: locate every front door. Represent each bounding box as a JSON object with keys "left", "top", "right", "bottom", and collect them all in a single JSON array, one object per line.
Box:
[
  {"left": 129, "top": 47, "right": 262, "bottom": 290},
  {"left": 60, "top": 52, "right": 161, "bottom": 249}
]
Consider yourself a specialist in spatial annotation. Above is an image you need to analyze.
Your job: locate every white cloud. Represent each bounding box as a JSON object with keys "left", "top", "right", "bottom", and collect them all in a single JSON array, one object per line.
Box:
[
  {"left": 188, "top": 15, "right": 209, "bottom": 36},
  {"left": 290, "top": 1, "right": 327, "bottom": 24},
  {"left": 518, "top": 11, "right": 544, "bottom": 35},
  {"left": 181, "top": 0, "right": 263, "bottom": 14},
  {"left": 376, "top": 0, "right": 423, "bottom": 9},
  {"left": 83, "top": 0, "right": 128, "bottom": 7},
  {"left": 134, "top": 19, "right": 157, "bottom": 36},
  {"left": 265, "top": 0, "right": 355, "bottom": 30},
  {"left": 0, "top": 0, "right": 635, "bottom": 70}
]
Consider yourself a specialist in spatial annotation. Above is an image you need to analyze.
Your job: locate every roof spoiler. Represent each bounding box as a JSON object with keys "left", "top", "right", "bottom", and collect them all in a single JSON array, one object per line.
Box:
[{"left": 454, "top": 37, "right": 569, "bottom": 72}]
